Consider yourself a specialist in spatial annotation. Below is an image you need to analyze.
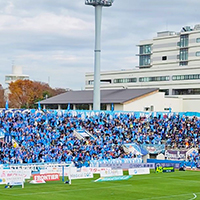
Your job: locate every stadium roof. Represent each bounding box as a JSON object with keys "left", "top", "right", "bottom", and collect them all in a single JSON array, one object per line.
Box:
[{"left": 40, "top": 88, "right": 159, "bottom": 105}]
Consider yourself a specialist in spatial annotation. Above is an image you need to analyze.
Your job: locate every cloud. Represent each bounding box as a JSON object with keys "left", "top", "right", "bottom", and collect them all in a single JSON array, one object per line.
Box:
[{"left": 0, "top": 0, "right": 200, "bottom": 90}]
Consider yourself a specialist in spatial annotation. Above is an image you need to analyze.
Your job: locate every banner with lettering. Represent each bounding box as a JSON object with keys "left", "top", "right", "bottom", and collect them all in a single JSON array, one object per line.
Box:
[
  {"left": 141, "top": 144, "right": 165, "bottom": 154},
  {"left": 165, "top": 150, "right": 187, "bottom": 160}
]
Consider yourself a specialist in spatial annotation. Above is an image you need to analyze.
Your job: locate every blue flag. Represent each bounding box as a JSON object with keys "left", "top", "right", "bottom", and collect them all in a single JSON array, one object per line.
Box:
[
  {"left": 38, "top": 101, "right": 41, "bottom": 110},
  {"left": 67, "top": 103, "right": 70, "bottom": 111},
  {"left": 111, "top": 103, "right": 114, "bottom": 112},
  {"left": 5, "top": 100, "right": 9, "bottom": 110}
]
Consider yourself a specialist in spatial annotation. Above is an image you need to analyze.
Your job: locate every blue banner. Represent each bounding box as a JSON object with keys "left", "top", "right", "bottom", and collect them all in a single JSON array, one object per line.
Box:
[
  {"left": 147, "top": 159, "right": 182, "bottom": 169},
  {"left": 94, "top": 176, "right": 132, "bottom": 182},
  {"left": 141, "top": 144, "right": 165, "bottom": 154},
  {"left": 123, "top": 143, "right": 148, "bottom": 155}
]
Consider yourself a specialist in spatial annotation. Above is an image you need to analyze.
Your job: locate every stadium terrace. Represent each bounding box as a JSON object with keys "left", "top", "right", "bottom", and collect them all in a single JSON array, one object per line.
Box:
[{"left": 0, "top": 109, "right": 199, "bottom": 168}]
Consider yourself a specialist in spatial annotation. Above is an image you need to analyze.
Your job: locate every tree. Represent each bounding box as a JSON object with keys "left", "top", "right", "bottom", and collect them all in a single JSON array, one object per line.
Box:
[
  {"left": 0, "top": 84, "right": 5, "bottom": 108},
  {"left": 8, "top": 80, "right": 66, "bottom": 108}
]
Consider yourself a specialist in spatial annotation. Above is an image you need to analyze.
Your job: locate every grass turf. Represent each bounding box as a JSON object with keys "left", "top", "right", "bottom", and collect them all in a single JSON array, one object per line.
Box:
[{"left": 0, "top": 170, "right": 200, "bottom": 200}]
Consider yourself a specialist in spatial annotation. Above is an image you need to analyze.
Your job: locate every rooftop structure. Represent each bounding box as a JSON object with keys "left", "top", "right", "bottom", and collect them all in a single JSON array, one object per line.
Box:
[
  {"left": 5, "top": 65, "right": 29, "bottom": 85},
  {"left": 39, "top": 88, "right": 182, "bottom": 112}
]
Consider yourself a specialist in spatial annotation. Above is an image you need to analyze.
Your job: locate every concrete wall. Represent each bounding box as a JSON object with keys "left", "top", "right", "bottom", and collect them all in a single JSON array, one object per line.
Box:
[
  {"left": 182, "top": 98, "right": 200, "bottom": 112},
  {"left": 123, "top": 92, "right": 182, "bottom": 112},
  {"left": 113, "top": 103, "right": 123, "bottom": 111}
]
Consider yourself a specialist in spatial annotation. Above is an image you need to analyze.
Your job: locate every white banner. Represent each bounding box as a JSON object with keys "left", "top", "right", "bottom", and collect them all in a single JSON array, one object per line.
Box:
[
  {"left": 100, "top": 169, "right": 123, "bottom": 177},
  {"left": 40, "top": 167, "right": 113, "bottom": 178},
  {"left": 0, "top": 170, "right": 27, "bottom": 185},
  {"left": 128, "top": 168, "right": 150, "bottom": 175},
  {"left": 6, "top": 176, "right": 24, "bottom": 186},
  {"left": 40, "top": 167, "right": 72, "bottom": 176},
  {"left": 82, "top": 167, "right": 111, "bottom": 174},
  {"left": 70, "top": 172, "right": 93, "bottom": 180}
]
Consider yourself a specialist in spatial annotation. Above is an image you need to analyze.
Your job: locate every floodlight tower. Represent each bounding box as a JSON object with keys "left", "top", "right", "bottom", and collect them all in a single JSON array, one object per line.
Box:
[{"left": 85, "top": 0, "right": 114, "bottom": 110}]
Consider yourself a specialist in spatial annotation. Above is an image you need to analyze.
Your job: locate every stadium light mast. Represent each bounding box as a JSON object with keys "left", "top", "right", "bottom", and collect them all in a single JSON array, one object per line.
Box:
[{"left": 85, "top": 0, "right": 114, "bottom": 110}]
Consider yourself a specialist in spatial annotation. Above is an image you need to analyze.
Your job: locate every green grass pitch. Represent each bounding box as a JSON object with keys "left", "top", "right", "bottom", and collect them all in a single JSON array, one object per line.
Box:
[{"left": 0, "top": 170, "right": 200, "bottom": 200}]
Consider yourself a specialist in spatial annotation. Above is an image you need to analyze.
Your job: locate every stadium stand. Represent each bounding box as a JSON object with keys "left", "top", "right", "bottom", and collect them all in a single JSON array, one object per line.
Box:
[{"left": 0, "top": 109, "right": 199, "bottom": 168}]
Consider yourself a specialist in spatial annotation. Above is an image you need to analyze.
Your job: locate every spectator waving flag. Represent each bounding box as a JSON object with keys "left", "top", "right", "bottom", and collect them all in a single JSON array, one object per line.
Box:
[
  {"left": 38, "top": 101, "right": 41, "bottom": 110},
  {"left": 111, "top": 103, "right": 114, "bottom": 112},
  {"left": 67, "top": 103, "right": 70, "bottom": 111},
  {"left": 5, "top": 100, "right": 9, "bottom": 110}
]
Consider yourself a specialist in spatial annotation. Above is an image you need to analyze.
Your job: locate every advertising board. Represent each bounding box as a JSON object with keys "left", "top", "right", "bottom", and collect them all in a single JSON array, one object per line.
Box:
[
  {"left": 100, "top": 169, "right": 123, "bottom": 177},
  {"left": 165, "top": 150, "right": 187, "bottom": 160},
  {"left": 99, "top": 163, "right": 155, "bottom": 169},
  {"left": 154, "top": 162, "right": 180, "bottom": 169},
  {"left": 156, "top": 166, "right": 175, "bottom": 173},
  {"left": 6, "top": 176, "right": 24, "bottom": 186},
  {"left": 70, "top": 172, "right": 93, "bottom": 180},
  {"left": 128, "top": 168, "right": 150, "bottom": 175},
  {"left": 0, "top": 169, "right": 30, "bottom": 185},
  {"left": 94, "top": 176, "right": 132, "bottom": 182},
  {"left": 81, "top": 167, "right": 111, "bottom": 174},
  {"left": 33, "top": 173, "right": 60, "bottom": 181}
]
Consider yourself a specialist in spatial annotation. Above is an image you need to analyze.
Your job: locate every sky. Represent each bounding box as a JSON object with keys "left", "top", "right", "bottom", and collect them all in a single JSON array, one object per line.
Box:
[{"left": 0, "top": 0, "right": 200, "bottom": 90}]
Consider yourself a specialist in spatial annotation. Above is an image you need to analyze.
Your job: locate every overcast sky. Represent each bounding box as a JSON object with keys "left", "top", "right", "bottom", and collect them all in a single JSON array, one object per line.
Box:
[{"left": 0, "top": 0, "right": 199, "bottom": 90}]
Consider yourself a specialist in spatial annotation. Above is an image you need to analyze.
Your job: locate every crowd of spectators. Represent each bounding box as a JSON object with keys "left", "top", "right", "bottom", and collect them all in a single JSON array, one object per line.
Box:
[{"left": 0, "top": 110, "right": 199, "bottom": 166}]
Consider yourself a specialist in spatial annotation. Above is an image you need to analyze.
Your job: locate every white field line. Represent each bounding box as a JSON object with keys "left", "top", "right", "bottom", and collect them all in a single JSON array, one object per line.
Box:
[
  {"left": 138, "top": 192, "right": 199, "bottom": 200},
  {"left": 189, "top": 193, "right": 197, "bottom": 200}
]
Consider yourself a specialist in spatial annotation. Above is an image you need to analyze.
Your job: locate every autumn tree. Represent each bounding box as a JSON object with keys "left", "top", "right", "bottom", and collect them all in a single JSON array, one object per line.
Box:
[
  {"left": 0, "top": 84, "right": 5, "bottom": 108},
  {"left": 8, "top": 80, "right": 66, "bottom": 108}
]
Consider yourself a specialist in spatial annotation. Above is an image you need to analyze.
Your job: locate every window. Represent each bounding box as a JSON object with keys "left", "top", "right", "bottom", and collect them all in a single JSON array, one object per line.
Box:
[
  {"left": 139, "top": 76, "right": 170, "bottom": 82},
  {"left": 100, "top": 104, "right": 107, "bottom": 110},
  {"left": 173, "top": 88, "right": 200, "bottom": 95},
  {"left": 75, "top": 104, "right": 89, "bottom": 110},
  {"left": 159, "top": 89, "right": 169, "bottom": 95},
  {"left": 179, "top": 49, "right": 188, "bottom": 61},
  {"left": 172, "top": 74, "right": 200, "bottom": 81},
  {"left": 139, "top": 45, "right": 151, "bottom": 54},
  {"left": 144, "top": 107, "right": 150, "bottom": 111},
  {"left": 196, "top": 38, "right": 200, "bottom": 43},
  {"left": 196, "top": 52, "right": 200, "bottom": 56},
  {"left": 88, "top": 80, "right": 94, "bottom": 85},
  {"left": 139, "top": 55, "right": 151, "bottom": 66},
  {"left": 113, "top": 79, "right": 123, "bottom": 83},
  {"left": 127, "top": 78, "right": 137, "bottom": 83},
  {"left": 193, "top": 74, "right": 199, "bottom": 79},
  {"left": 101, "top": 79, "right": 112, "bottom": 84},
  {"left": 162, "top": 56, "right": 167, "bottom": 61},
  {"left": 179, "top": 61, "right": 188, "bottom": 66},
  {"left": 180, "top": 34, "right": 189, "bottom": 47},
  {"left": 113, "top": 78, "right": 137, "bottom": 83}
]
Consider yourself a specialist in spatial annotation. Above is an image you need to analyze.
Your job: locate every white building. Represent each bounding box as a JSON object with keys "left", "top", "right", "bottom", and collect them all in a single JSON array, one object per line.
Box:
[
  {"left": 4, "top": 65, "right": 29, "bottom": 101},
  {"left": 5, "top": 65, "right": 29, "bottom": 85},
  {"left": 40, "top": 88, "right": 182, "bottom": 112},
  {"left": 85, "top": 24, "right": 200, "bottom": 112}
]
